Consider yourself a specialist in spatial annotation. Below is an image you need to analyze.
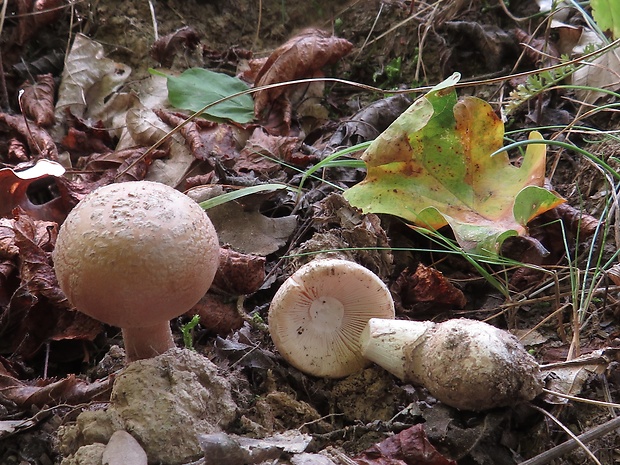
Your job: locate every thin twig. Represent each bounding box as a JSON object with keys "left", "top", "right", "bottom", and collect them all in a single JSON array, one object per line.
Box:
[
  {"left": 529, "top": 405, "right": 602, "bottom": 465},
  {"left": 148, "top": 0, "right": 158, "bottom": 41},
  {"left": 519, "top": 414, "right": 620, "bottom": 465}
]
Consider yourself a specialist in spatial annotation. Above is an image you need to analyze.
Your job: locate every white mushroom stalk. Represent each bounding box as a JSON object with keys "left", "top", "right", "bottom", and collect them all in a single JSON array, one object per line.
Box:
[
  {"left": 268, "top": 259, "right": 395, "bottom": 378},
  {"left": 53, "top": 181, "right": 220, "bottom": 362},
  {"left": 360, "top": 318, "right": 544, "bottom": 411}
]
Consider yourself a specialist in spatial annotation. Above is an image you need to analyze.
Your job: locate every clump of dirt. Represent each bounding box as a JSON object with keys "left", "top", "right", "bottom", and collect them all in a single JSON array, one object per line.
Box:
[
  {"left": 57, "top": 348, "right": 237, "bottom": 464},
  {"left": 85, "top": 0, "right": 352, "bottom": 78}
]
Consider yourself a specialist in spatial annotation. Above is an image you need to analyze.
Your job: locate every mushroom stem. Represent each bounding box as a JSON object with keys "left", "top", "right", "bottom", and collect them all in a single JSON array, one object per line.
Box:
[
  {"left": 122, "top": 324, "right": 175, "bottom": 362},
  {"left": 360, "top": 318, "right": 544, "bottom": 411},
  {"left": 359, "top": 318, "right": 433, "bottom": 383}
]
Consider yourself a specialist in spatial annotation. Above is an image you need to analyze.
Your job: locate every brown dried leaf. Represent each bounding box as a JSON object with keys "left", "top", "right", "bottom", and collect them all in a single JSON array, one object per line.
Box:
[
  {"left": 20, "top": 74, "right": 56, "bottom": 127},
  {"left": 0, "top": 159, "right": 69, "bottom": 223},
  {"left": 253, "top": 29, "right": 352, "bottom": 124},
  {"left": 12, "top": 212, "right": 63, "bottom": 302},
  {"left": 353, "top": 424, "right": 456, "bottom": 465},
  {"left": 15, "top": 0, "right": 34, "bottom": 45},
  {"left": 212, "top": 247, "right": 266, "bottom": 295},
  {"left": 513, "top": 28, "right": 560, "bottom": 66},
  {"left": 0, "top": 112, "right": 58, "bottom": 160},
  {"left": 61, "top": 116, "right": 115, "bottom": 157},
  {"left": 32, "top": 0, "right": 64, "bottom": 27},
  {"left": 7, "top": 138, "right": 28, "bottom": 163},
  {"left": 234, "top": 128, "right": 299, "bottom": 176},
  {"left": 150, "top": 26, "right": 201, "bottom": 67},
  {"left": 554, "top": 202, "right": 599, "bottom": 240},
  {"left": 392, "top": 264, "right": 467, "bottom": 310},
  {"left": 0, "top": 372, "right": 111, "bottom": 408},
  {"left": 77, "top": 147, "right": 166, "bottom": 185},
  {"left": 328, "top": 94, "right": 413, "bottom": 148},
  {"left": 62, "top": 127, "right": 113, "bottom": 157},
  {"left": 187, "top": 293, "right": 244, "bottom": 336},
  {"left": 154, "top": 109, "right": 209, "bottom": 160},
  {"left": 1, "top": 211, "right": 103, "bottom": 358}
]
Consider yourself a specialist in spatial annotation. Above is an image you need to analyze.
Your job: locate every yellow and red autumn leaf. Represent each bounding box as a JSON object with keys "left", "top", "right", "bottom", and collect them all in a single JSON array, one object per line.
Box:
[{"left": 344, "top": 74, "right": 564, "bottom": 256}]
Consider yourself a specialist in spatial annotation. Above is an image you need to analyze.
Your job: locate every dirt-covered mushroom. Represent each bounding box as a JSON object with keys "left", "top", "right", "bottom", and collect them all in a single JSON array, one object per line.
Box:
[
  {"left": 53, "top": 181, "right": 220, "bottom": 361},
  {"left": 360, "top": 318, "right": 544, "bottom": 410},
  {"left": 268, "top": 258, "right": 395, "bottom": 378}
]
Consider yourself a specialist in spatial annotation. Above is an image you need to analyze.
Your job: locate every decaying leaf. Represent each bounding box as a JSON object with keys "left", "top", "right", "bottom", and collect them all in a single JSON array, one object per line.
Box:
[
  {"left": 208, "top": 202, "right": 297, "bottom": 256},
  {"left": 234, "top": 128, "right": 300, "bottom": 176},
  {"left": 76, "top": 147, "right": 165, "bottom": 186},
  {"left": 190, "top": 186, "right": 297, "bottom": 256},
  {"left": 540, "top": 349, "right": 618, "bottom": 404},
  {"left": 0, "top": 159, "right": 67, "bottom": 222},
  {"left": 7, "top": 138, "right": 29, "bottom": 162},
  {"left": 0, "top": 370, "right": 111, "bottom": 408},
  {"left": 211, "top": 247, "right": 266, "bottom": 296},
  {"left": 19, "top": 74, "right": 56, "bottom": 127},
  {"left": 0, "top": 112, "right": 59, "bottom": 160},
  {"left": 0, "top": 212, "right": 103, "bottom": 358},
  {"left": 392, "top": 263, "right": 467, "bottom": 310},
  {"left": 253, "top": 29, "right": 352, "bottom": 130},
  {"left": 353, "top": 424, "right": 456, "bottom": 465},
  {"left": 328, "top": 94, "right": 413, "bottom": 149},
  {"left": 154, "top": 109, "right": 207, "bottom": 159},
  {"left": 344, "top": 74, "right": 565, "bottom": 256},
  {"left": 188, "top": 293, "right": 244, "bottom": 336},
  {"left": 150, "top": 26, "right": 201, "bottom": 67},
  {"left": 572, "top": 48, "right": 620, "bottom": 104},
  {"left": 125, "top": 106, "right": 193, "bottom": 187},
  {"left": 32, "top": 0, "right": 64, "bottom": 27},
  {"left": 54, "top": 33, "right": 131, "bottom": 123}
]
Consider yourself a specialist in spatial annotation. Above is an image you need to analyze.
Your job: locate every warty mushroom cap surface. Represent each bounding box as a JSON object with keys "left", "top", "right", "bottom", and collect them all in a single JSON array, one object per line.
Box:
[
  {"left": 53, "top": 181, "right": 220, "bottom": 329},
  {"left": 268, "top": 258, "right": 395, "bottom": 378}
]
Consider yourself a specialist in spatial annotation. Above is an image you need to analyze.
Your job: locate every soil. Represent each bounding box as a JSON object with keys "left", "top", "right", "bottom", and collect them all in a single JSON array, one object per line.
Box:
[{"left": 1, "top": 0, "right": 620, "bottom": 464}]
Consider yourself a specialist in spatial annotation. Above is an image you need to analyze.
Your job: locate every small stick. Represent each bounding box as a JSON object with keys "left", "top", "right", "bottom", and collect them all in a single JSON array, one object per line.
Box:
[{"left": 519, "top": 415, "right": 620, "bottom": 465}]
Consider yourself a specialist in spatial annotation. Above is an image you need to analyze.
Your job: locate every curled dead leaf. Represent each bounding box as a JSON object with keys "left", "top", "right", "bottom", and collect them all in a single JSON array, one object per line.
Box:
[
  {"left": 353, "top": 424, "right": 456, "bottom": 465},
  {"left": 1, "top": 211, "right": 103, "bottom": 358},
  {"left": 392, "top": 263, "right": 467, "bottom": 311},
  {"left": 154, "top": 108, "right": 208, "bottom": 160},
  {"left": 0, "top": 159, "right": 67, "bottom": 222},
  {"left": 0, "top": 370, "right": 111, "bottom": 408},
  {"left": 253, "top": 29, "right": 352, "bottom": 131},
  {"left": 0, "top": 112, "right": 58, "bottom": 160},
  {"left": 187, "top": 293, "right": 244, "bottom": 336},
  {"left": 212, "top": 247, "right": 266, "bottom": 296},
  {"left": 150, "top": 26, "right": 201, "bottom": 67},
  {"left": 20, "top": 74, "right": 56, "bottom": 127}
]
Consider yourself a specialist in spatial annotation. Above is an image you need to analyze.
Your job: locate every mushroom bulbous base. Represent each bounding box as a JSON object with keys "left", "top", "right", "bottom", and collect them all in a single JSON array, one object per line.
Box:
[
  {"left": 361, "top": 318, "right": 544, "bottom": 411},
  {"left": 407, "top": 319, "right": 544, "bottom": 411}
]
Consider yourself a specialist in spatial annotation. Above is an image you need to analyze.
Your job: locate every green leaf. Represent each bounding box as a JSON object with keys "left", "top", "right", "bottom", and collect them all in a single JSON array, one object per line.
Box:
[
  {"left": 591, "top": 0, "right": 620, "bottom": 39},
  {"left": 343, "top": 75, "right": 565, "bottom": 257},
  {"left": 150, "top": 68, "right": 254, "bottom": 123}
]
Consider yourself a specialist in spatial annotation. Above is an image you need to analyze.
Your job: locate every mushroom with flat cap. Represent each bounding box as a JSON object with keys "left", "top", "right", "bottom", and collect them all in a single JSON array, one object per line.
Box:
[
  {"left": 268, "top": 258, "right": 395, "bottom": 378},
  {"left": 53, "top": 181, "right": 220, "bottom": 362}
]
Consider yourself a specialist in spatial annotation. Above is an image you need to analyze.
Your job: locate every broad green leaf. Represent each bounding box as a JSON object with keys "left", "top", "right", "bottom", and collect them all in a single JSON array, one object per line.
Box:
[
  {"left": 591, "top": 0, "right": 620, "bottom": 39},
  {"left": 343, "top": 76, "right": 565, "bottom": 256},
  {"left": 150, "top": 68, "right": 254, "bottom": 123}
]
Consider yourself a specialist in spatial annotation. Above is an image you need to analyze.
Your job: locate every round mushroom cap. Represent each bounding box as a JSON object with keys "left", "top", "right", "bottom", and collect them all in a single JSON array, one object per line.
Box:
[
  {"left": 268, "top": 258, "right": 395, "bottom": 378},
  {"left": 53, "top": 181, "right": 220, "bottom": 328}
]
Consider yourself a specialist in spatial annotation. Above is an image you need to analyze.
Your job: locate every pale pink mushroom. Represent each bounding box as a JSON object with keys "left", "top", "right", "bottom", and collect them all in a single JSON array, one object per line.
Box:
[
  {"left": 268, "top": 259, "right": 395, "bottom": 378},
  {"left": 53, "top": 181, "right": 220, "bottom": 361}
]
